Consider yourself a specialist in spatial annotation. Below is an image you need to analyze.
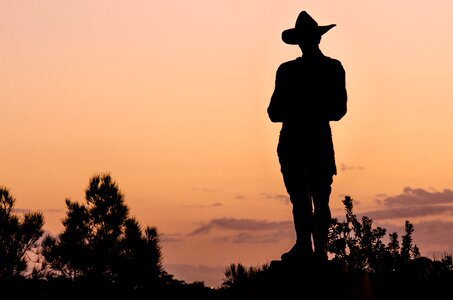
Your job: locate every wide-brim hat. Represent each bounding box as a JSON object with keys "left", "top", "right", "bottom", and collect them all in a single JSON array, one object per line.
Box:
[{"left": 282, "top": 11, "right": 336, "bottom": 45}]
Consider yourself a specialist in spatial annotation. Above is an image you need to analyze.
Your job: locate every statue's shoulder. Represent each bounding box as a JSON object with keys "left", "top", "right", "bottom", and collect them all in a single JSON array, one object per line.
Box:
[
  {"left": 323, "top": 56, "right": 345, "bottom": 70},
  {"left": 277, "top": 58, "right": 300, "bottom": 74}
]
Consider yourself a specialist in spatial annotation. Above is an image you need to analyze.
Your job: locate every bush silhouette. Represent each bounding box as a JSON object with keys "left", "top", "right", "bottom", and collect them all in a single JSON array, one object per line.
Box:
[
  {"left": 0, "top": 187, "right": 44, "bottom": 279},
  {"left": 221, "top": 195, "right": 426, "bottom": 290},
  {"left": 327, "top": 195, "right": 420, "bottom": 273},
  {"left": 222, "top": 263, "right": 269, "bottom": 289},
  {"left": 3, "top": 180, "right": 453, "bottom": 299},
  {"left": 218, "top": 196, "right": 453, "bottom": 300}
]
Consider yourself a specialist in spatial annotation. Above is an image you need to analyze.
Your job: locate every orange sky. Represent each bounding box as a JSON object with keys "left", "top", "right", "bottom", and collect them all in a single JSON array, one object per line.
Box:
[{"left": 2, "top": 1, "right": 453, "bottom": 287}]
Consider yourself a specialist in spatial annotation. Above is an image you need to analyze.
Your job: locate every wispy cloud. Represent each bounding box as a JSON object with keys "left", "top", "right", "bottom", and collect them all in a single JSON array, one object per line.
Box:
[
  {"left": 375, "top": 193, "right": 387, "bottom": 198},
  {"left": 410, "top": 220, "right": 453, "bottom": 246},
  {"left": 161, "top": 232, "right": 184, "bottom": 243},
  {"left": 260, "top": 192, "right": 290, "bottom": 203},
  {"left": 13, "top": 208, "right": 63, "bottom": 214},
  {"left": 191, "top": 188, "right": 218, "bottom": 193},
  {"left": 189, "top": 218, "right": 292, "bottom": 236},
  {"left": 359, "top": 187, "right": 453, "bottom": 220},
  {"left": 340, "top": 164, "right": 364, "bottom": 171},
  {"left": 379, "top": 220, "right": 453, "bottom": 256},
  {"left": 364, "top": 205, "right": 453, "bottom": 220},
  {"left": 383, "top": 187, "right": 453, "bottom": 207},
  {"left": 228, "top": 230, "right": 292, "bottom": 244},
  {"left": 13, "top": 208, "right": 33, "bottom": 213},
  {"left": 182, "top": 202, "right": 223, "bottom": 208}
]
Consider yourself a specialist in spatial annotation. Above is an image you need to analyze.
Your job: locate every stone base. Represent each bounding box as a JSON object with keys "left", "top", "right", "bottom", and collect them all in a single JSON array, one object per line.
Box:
[{"left": 222, "top": 259, "right": 373, "bottom": 300}]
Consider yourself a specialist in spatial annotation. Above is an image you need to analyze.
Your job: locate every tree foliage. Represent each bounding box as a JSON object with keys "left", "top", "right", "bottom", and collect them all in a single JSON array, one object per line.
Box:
[
  {"left": 327, "top": 196, "right": 420, "bottom": 273},
  {"left": 222, "top": 263, "right": 269, "bottom": 289},
  {"left": 41, "top": 174, "right": 163, "bottom": 288},
  {"left": 0, "top": 187, "right": 44, "bottom": 279}
]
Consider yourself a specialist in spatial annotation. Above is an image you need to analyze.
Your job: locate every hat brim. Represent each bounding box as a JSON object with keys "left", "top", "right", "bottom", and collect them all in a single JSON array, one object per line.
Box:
[{"left": 282, "top": 24, "right": 336, "bottom": 45}]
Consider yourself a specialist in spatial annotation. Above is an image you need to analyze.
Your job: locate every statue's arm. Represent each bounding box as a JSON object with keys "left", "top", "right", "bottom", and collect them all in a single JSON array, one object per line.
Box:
[
  {"left": 327, "top": 61, "right": 347, "bottom": 121},
  {"left": 267, "top": 65, "right": 287, "bottom": 123}
]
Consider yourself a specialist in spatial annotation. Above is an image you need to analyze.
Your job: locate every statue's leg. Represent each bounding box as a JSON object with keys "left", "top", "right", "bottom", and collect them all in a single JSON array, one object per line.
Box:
[
  {"left": 279, "top": 151, "right": 314, "bottom": 261},
  {"left": 312, "top": 175, "right": 333, "bottom": 262},
  {"left": 289, "top": 190, "right": 314, "bottom": 259}
]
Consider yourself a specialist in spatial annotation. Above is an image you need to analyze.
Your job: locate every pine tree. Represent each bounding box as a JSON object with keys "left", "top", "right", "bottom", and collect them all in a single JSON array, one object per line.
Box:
[
  {"left": 0, "top": 187, "right": 44, "bottom": 279},
  {"left": 41, "top": 174, "right": 163, "bottom": 288}
]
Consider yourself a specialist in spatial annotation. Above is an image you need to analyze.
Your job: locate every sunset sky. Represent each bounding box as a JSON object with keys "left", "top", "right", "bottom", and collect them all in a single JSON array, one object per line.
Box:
[{"left": 2, "top": 1, "right": 453, "bottom": 288}]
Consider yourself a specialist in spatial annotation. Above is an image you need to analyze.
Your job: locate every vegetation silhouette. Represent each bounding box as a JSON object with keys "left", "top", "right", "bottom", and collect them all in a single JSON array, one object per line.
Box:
[
  {"left": 327, "top": 196, "right": 421, "bottom": 273},
  {"left": 0, "top": 174, "right": 215, "bottom": 299},
  {"left": 40, "top": 174, "right": 163, "bottom": 287},
  {"left": 0, "top": 186, "right": 44, "bottom": 279},
  {"left": 218, "top": 196, "right": 453, "bottom": 300},
  {"left": 1, "top": 177, "right": 453, "bottom": 299}
]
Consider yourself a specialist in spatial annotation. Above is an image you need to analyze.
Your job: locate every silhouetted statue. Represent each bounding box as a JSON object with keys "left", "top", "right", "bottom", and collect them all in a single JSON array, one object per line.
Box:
[{"left": 268, "top": 11, "right": 347, "bottom": 265}]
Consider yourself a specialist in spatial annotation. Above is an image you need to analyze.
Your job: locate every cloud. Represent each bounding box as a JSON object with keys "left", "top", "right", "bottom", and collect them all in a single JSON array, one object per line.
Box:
[
  {"left": 210, "top": 230, "right": 293, "bottom": 245},
  {"left": 383, "top": 187, "right": 453, "bottom": 207},
  {"left": 13, "top": 208, "right": 63, "bottom": 214},
  {"left": 359, "top": 187, "right": 453, "bottom": 220},
  {"left": 375, "top": 193, "right": 387, "bottom": 198},
  {"left": 411, "top": 220, "right": 453, "bottom": 246},
  {"left": 259, "top": 192, "right": 273, "bottom": 199},
  {"left": 188, "top": 218, "right": 292, "bottom": 236},
  {"left": 45, "top": 208, "right": 63, "bottom": 213},
  {"left": 363, "top": 205, "right": 453, "bottom": 220},
  {"left": 274, "top": 194, "right": 290, "bottom": 202},
  {"left": 182, "top": 202, "right": 223, "bottom": 208},
  {"left": 189, "top": 224, "right": 212, "bottom": 235},
  {"left": 340, "top": 164, "right": 364, "bottom": 171},
  {"left": 260, "top": 192, "right": 290, "bottom": 203},
  {"left": 13, "top": 208, "right": 33, "bottom": 213},
  {"left": 161, "top": 233, "right": 184, "bottom": 243},
  {"left": 230, "top": 230, "right": 292, "bottom": 244},
  {"left": 191, "top": 188, "right": 218, "bottom": 193}
]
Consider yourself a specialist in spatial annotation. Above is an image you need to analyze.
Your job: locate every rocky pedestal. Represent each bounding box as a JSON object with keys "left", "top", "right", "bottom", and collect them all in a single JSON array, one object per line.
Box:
[{"left": 221, "top": 259, "right": 374, "bottom": 300}]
